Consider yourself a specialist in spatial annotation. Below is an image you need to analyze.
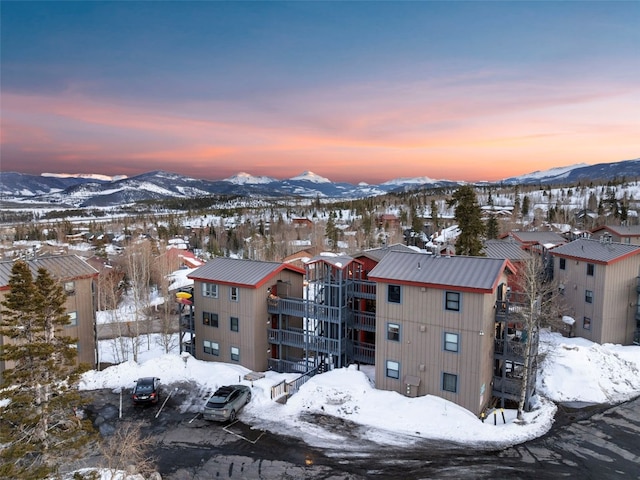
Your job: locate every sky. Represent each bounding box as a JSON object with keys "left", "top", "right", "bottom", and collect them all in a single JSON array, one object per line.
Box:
[{"left": 1, "top": 1, "right": 639, "bottom": 184}]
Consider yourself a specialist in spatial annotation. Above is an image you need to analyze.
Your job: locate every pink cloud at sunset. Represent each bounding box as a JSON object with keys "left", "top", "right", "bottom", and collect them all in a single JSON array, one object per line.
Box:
[{"left": 1, "top": 2, "right": 638, "bottom": 184}]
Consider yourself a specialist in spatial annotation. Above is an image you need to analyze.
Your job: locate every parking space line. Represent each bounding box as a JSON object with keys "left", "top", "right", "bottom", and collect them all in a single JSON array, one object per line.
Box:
[
  {"left": 189, "top": 412, "right": 201, "bottom": 423},
  {"left": 155, "top": 388, "right": 175, "bottom": 418},
  {"left": 223, "top": 421, "right": 266, "bottom": 444}
]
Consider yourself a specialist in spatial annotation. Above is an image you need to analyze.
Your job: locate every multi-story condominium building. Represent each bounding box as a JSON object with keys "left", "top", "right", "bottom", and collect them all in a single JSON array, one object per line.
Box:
[
  {"left": 0, "top": 255, "right": 99, "bottom": 379},
  {"left": 550, "top": 237, "right": 640, "bottom": 345},
  {"left": 367, "top": 251, "right": 519, "bottom": 416},
  {"left": 188, "top": 249, "right": 532, "bottom": 416},
  {"left": 187, "top": 257, "right": 305, "bottom": 372}
]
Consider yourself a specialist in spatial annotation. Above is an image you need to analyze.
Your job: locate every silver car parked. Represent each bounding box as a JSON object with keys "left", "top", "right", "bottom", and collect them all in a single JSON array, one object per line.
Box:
[{"left": 203, "top": 384, "right": 251, "bottom": 422}]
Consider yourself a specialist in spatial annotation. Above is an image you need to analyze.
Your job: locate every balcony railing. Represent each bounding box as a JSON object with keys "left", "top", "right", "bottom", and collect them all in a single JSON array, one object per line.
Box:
[
  {"left": 348, "top": 340, "right": 375, "bottom": 364},
  {"left": 267, "top": 296, "right": 347, "bottom": 324},
  {"left": 268, "top": 327, "right": 346, "bottom": 354},
  {"left": 494, "top": 339, "right": 526, "bottom": 361},
  {"left": 350, "top": 310, "right": 376, "bottom": 332},
  {"left": 180, "top": 315, "right": 194, "bottom": 331},
  {"left": 268, "top": 357, "right": 317, "bottom": 374},
  {"left": 492, "top": 376, "right": 522, "bottom": 397},
  {"left": 348, "top": 280, "right": 377, "bottom": 299}
]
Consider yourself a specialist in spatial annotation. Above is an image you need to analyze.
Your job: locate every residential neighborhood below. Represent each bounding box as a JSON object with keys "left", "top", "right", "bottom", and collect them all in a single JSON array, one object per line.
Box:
[{"left": 1, "top": 169, "right": 640, "bottom": 478}]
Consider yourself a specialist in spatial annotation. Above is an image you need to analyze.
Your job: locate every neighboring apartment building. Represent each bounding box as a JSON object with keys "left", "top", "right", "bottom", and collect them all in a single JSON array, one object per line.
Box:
[
  {"left": 0, "top": 255, "right": 99, "bottom": 379},
  {"left": 482, "top": 239, "right": 532, "bottom": 292},
  {"left": 591, "top": 225, "right": 640, "bottom": 246},
  {"left": 504, "top": 231, "right": 567, "bottom": 253},
  {"left": 367, "top": 251, "right": 517, "bottom": 416},
  {"left": 550, "top": 237, "right": 640, "bottom": 345},
  {"left": 187, "top": 257, "right": 305, "bottom": 372}
]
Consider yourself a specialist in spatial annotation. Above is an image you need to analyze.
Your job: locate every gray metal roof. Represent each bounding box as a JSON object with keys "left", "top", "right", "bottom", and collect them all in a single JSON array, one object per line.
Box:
[
  {"left": 592, "top": 225, "right": 640, "bottom": 237},
  {"left": 188, "top": 257, "right": 299, "bottom": 286},
  {"left": 355, "top": 243, "right": 417, "bottom": 263},
  {"left": 550, "top": 238, "right": 640, "bottom": 264},
  {"left": 368, "top": 251, "right": 508, "bottom": 292},
  {"left": 510, "top": 231, "right": 567, "bottom": 245},
  {"left": 306, "top": 254, "right": 358, "bottom": 270},
  {"left": 482, "top": 240, "right": 531, "bottom": 261},
  {"left": 0, "top": 255, "right": 99, "bottom": 287}
]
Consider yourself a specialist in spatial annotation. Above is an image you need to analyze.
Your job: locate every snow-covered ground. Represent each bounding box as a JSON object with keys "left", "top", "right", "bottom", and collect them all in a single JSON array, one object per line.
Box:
[{"left": 82, "top": 329, "right": 640, "bottom": 453}]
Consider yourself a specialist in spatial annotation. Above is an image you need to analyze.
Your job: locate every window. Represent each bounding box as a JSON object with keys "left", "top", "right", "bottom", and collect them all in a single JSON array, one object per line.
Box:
[
  {"left": 442, "top": 372, "right": 458, "bottom": 393},
  {"left": 444, "top": 332, "right": 459, "bottom": 352},
  {"left": 583, "top": 317, "right": 591, "bottom": 330},
  {"left": 64, "top": 281, "right": 75, "bottom": 295},
  {"left": 230, "top": 316, "right": 239, "bottom": 332},
  {"left": 203, "top": 312, "right": 218, "bottom": 327},
  {"left": 559, "top": 258, "right": 566, "bottom": 270},
  {"left": 585, "top": 290, "right": 593, "bottom": 304},
  {"left": 386, "top": 360, "right": 400, "bottom": 379},
  {"left": 230, "top": 346, "right": 240, "bottom": 362},
  {"left": 202, "top": 283, "right": 218, "bottom": 298},
  {"left": 203, "top": 340, "right": 219, "bottom": 356},
  {"left": 387, "top": 284, "right": 401, "bottom": 304},
  {"left": 230, "top": 286, "right": 239, "bottom": 302},
  {"left": 587, "top": 263, "right": 595, "bottom": 276},
  {"left": 445, "top": 291, "right": 461, "bottom": 311},
  {"left": 387, "top": 323, "right": 400, "bottom": 341},
  {"left": 67, "top": 311, "right": 77, "bottom": 327}
]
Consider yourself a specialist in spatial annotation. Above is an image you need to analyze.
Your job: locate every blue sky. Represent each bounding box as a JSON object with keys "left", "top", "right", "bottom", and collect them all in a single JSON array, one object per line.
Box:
[{"left": 2, "top": 1, "right": 638, "bottom": 183}]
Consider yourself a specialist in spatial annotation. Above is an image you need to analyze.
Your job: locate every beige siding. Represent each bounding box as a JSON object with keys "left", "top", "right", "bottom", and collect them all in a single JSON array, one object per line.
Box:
[
  {"left": 194, "top": 269, "right": 304, "bottom": 372},
  {"left": 555, "top": 256, "right": 640, "bottom": 344},
  {"left": 601, "top": 259, "right": 640, "bottom": 344},
  {"left": 0, "top": 276, "right": 97, "bottom": 378},
  {"left": 63, "top": 277, "right": 97, "bottom": 366},
  {"left": 374, "top": 281, "right": 498, "bottom": 416}
]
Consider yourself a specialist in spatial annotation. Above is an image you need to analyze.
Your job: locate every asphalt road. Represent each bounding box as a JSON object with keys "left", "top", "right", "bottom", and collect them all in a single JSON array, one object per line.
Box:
[{"left": 77, "top": 383, "right": 640, "bottom": 480}]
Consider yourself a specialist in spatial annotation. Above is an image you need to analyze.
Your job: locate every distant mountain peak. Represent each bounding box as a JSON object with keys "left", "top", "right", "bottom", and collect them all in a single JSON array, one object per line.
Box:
[
  {"left": 512, "top": 163, "right": 590, "bottom": 181},
  {"left": 289, "top": 171, "right": 331, "bottom": 183},
  {"left": 380, "top": 176, "right": 438, "bottom": 186},
  {"left": 224, "top": 172, "right": 277, "bottom": 185},
  {"left": 41, "top": 172, "right": 127, "bottom": 182}
]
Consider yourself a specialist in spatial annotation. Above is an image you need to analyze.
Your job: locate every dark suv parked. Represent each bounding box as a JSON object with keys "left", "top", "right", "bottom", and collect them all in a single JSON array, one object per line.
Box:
[{"left": 132, "top": 377, "right": 160, "bottom": 405}]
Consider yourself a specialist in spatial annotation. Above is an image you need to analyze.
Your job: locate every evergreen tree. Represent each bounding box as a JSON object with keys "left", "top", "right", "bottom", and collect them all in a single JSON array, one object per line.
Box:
[
  {"left": 448, "top": 185, "right": 485, "bottom": 256},
  {"left": 430, "top": 199, "right": 440, "bottom": 230},
  {"left": 325, "top": 212, "right": 339, "bottom": 251},
  {"left": 0, "top": 261, "right": 94, "bottom": 479},
  {"left": 486, "top": 214, "right": 499, "bottom": 240},
  {"left": 486, "top": 190, "right": 499, "bottom": 239},
  {"left": 522, "top": 195, "right": 530, "bottom": 218}
]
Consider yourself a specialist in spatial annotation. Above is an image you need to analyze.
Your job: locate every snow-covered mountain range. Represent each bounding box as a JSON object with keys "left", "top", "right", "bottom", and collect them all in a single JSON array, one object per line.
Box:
[{"left": 1, "top": 159, "right": 637, "bottom": 208}]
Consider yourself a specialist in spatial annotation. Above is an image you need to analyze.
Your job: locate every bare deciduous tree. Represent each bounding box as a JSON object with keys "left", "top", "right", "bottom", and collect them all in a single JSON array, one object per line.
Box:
[
  {"left": 99, "top": 421, "right": 157, "bottom": 479},
  {"left": 124, "top": 240, "right": 154, "bottom": 362},
  {"left": 513, "top": 255, "right": 566, "bottom": 421},
  {"left": 152, "top": 248, "right": 180, "bottom": 354}
]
